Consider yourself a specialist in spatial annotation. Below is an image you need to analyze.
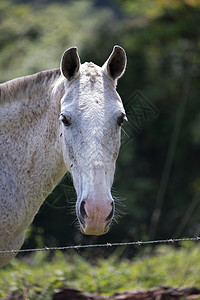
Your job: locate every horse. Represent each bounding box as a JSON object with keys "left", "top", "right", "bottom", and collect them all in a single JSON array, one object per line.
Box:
[{"left": 0, "top": 45, "right": 127, "bottom": 267}]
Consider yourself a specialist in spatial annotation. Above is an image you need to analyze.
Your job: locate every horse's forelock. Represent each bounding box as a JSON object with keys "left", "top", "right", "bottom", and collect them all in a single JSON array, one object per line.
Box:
[{"left": 80, "top": 62, "right": 102, "bottom": 83}]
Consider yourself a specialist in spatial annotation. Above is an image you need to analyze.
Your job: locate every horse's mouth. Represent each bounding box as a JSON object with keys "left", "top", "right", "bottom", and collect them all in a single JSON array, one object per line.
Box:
[{"left": 80, "top": 223, "right": 109, "bottom": 236}]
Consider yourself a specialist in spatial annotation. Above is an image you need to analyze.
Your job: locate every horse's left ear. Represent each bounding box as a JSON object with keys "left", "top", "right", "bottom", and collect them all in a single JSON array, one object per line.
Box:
[
  {"left": 102, "top": 45, "right": 127, "bottom": 81},
  {"left": 61, "top": 47, "right": 81, "bottom": 81}
]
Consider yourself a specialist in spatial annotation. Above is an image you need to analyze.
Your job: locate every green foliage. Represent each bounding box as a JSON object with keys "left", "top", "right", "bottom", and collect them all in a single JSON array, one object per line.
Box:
[
  {"left": 0, "top": 0, "right": 118, "bottom": 82},
  {"left": 0, "top": 243, "right": 199, "bottom": 298}
]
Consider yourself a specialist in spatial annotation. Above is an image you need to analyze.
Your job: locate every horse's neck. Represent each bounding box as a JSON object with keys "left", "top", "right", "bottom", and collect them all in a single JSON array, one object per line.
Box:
[{"left": 0, "top": 70, "right": 67, "bottom": 201}]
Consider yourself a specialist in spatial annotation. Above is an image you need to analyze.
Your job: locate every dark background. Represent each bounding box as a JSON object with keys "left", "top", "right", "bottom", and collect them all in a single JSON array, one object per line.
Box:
[{"left": 1, "top": 0, "right": 200, "bottom": 250}]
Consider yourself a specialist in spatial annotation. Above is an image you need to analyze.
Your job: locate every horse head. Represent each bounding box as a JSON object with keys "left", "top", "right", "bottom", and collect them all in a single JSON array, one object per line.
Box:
[{"left": 59, "top": 46, "right": 127, "bottom": 235}]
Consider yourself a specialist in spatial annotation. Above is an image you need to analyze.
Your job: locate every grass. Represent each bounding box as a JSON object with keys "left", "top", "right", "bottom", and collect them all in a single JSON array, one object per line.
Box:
[{"left": 0, "top": 242, "right": 199, "bottom": 299}]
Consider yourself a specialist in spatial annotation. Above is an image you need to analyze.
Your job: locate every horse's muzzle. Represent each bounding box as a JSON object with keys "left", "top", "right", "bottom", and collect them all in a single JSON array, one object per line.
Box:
[{"left": 77, "top": 198, "right": 114, "bottom": 236}]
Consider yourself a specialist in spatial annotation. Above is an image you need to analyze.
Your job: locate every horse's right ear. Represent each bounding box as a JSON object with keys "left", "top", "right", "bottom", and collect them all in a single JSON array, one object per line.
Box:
[{"left": 61, "top": 47, "right": 80, "bottom": 81}]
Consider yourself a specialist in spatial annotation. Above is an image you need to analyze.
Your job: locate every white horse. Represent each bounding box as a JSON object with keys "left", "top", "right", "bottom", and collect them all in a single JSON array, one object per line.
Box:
[{"left": 0, "top": 45, "right": 127, "bottom": 267}]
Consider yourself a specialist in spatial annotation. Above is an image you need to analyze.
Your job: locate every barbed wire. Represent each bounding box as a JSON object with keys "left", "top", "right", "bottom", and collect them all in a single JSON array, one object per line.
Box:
[{"left": 0, "top": 237, "right": 199, "bottom": 255}]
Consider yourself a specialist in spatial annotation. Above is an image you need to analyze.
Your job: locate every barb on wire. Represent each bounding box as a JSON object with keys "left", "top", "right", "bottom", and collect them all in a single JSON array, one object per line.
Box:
[{"left": 0, "top": 237, "right": 199, "bottom": 255}]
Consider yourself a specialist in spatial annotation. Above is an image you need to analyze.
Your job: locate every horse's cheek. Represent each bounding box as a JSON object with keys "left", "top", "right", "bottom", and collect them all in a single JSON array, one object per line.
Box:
[{"left": 61, "top": 135, "right": 75, "bottom": 169}]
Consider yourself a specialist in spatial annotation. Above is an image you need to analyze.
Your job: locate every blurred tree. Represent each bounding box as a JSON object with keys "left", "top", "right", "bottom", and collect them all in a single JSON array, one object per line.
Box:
[
  {"left": 0, "top": 0, "right": 119, "bottom": 82},
  {"left": 116, "top": 0, "right": 200, "bottom": 241}
]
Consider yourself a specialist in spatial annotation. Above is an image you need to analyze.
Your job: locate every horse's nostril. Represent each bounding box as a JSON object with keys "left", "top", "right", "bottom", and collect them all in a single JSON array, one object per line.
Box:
[
  {"left": 105, "top": 202, "right": 114, "bottom": 222},
  {"left": 80, "top": 200, "right": 87, "bottom": 220}
]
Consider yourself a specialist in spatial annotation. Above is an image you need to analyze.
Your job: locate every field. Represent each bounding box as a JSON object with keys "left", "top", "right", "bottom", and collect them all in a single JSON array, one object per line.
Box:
[{"left": 0, "top": 242, "right": 199, "bottom": 299}]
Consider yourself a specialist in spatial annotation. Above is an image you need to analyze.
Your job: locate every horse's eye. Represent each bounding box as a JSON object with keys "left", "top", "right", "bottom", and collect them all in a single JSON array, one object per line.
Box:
[
  {"left": 117, "top": 113, "right": 127, "bottom": 126},
  {"left": 60, "top": 114, "right": 71, "bottom": 126}
]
